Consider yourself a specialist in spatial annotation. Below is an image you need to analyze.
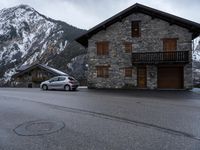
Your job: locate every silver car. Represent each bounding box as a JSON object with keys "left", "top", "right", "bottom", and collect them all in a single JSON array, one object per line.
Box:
[{"left": 40, "top": 76, "right": 79, "bottom": 91}]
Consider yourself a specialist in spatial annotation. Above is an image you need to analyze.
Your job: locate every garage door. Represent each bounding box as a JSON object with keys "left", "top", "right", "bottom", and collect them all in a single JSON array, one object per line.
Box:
[{"left": 158, "top": 67, "right": 183, "bottom": 89}]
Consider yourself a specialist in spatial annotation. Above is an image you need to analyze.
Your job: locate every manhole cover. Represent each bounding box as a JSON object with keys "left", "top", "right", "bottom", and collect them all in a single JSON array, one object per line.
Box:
[{"left": 14, "top": 120, "right": 65, "bottom": 136}]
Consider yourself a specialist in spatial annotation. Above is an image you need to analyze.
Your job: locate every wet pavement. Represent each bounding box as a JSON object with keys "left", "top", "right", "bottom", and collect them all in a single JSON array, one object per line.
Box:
[{"left": 0, "top": 88, "right": 200, "bottom": 150}]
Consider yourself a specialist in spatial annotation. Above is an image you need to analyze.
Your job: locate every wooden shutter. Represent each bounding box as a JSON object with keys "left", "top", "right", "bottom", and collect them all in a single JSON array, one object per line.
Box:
[
  {"left": 97, "top": 67, "right": 103, "bottom": 77},
  {"left": 163, "top": 38, "right": 177, "bottom": 52},
  {"left": 132, "top": 21, "right": 140, "bottom": 37},
  {"left": 124, "top": 42, "right": 132, "bottom": 53},
  {"left": 97, "top": 42, "right": 109, "bottom": 55},
  {"left": 125, "top": 68, "right": 132, "bottom": 77},
  {"left": 96, "top": 66, "right": 109, "bottom": 78}
]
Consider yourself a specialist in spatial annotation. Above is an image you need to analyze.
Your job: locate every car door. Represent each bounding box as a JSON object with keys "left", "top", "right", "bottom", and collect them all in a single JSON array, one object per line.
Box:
[
  {"left": 48, "top": 77, "right": 59, "bottom": 89},
  {"left": 57, "top": 77, "right": 67, "bottom": 89}
]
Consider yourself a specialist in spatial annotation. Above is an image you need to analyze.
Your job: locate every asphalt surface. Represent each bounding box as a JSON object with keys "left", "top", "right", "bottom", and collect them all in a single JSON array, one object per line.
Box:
[{"left": 0, "top": 88, "right": 200, "bottom": 150}]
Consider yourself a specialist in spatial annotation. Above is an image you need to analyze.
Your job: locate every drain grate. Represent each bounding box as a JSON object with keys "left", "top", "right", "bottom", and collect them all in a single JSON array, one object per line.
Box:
[{"left": 14, "top": 120, "right": 65, "bottom": 136}]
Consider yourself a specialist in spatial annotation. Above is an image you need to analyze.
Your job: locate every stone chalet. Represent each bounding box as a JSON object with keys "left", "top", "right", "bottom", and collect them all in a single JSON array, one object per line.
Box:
[
  {"left": 76, "top": 3, "right": 200, "bottom": 90},
  {"left": 11, "top": 64, "right": 67, "bottom": 88}
]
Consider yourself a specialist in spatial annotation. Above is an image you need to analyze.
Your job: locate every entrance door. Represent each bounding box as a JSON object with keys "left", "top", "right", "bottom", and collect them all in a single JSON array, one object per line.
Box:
[{"left": 137, "top": 66, "right": 147, "bottom": 88}]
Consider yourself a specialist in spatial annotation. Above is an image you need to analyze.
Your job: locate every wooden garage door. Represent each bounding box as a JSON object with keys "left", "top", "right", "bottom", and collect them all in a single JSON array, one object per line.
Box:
[{"left": 158, "top": 67, "right": 183, "bottom": 89}]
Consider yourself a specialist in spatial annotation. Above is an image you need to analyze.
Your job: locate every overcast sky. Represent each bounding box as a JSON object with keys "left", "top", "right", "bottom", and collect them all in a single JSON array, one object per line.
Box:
[{"left": 0, "top": 0, "right": 199, "bottom": 29}]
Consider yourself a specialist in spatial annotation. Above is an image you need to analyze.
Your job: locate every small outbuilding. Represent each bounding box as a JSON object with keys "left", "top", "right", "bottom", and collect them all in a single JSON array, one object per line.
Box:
[{"left": 11, "top": 64, "right": 67, "bottom": 88}]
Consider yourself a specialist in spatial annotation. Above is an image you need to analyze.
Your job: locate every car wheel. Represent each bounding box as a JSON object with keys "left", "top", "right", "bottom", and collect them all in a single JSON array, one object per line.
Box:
[
  {"left": 42, "top": 85, "right": 48, "bottom": 91},
  {"left": 64, "top": 85, "right": 71, "bottom": 91}
]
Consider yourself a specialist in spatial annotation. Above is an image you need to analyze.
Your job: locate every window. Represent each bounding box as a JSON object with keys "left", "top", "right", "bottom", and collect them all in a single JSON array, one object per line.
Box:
[
  {"left": 96, "top": 66, "right": 109, "bottom": 78},
  {"left": 132, "top": 21, "right": 140, "bottom": 37},
  {"left": 37, "top": 72, "right": 43, "bottom": 78},
  {"left": 68, "top": 77, "right": 76, "bottom": 81},
  {"left": 49, "top": 77, "right": 58, "bottom": 83},
  {"left": 96, "top": 42, "right": 109, "bottom": 55},
  {"left": 125, "top": 68, "right": 132, "bottom": 77},
  {"left": 124, "top": 42, "right": 132, "bottom": 53},
  {"left": 58, "top": 77, "right": 66, "bottom": 81},
  {"left": 163, "top": 38, "right": 177, "bottom": 51}
]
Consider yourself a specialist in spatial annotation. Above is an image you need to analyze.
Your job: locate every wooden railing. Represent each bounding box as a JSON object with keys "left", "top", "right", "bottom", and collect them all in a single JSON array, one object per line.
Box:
[{"left": 132, "top": 51, "right": 189, "bottom": 64}]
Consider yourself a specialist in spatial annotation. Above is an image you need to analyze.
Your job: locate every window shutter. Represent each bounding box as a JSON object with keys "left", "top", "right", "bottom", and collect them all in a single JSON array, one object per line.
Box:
[
  {"left": 163, "top": 38, "right": 177, "bottom": 51},
  {"left": 97, "top": 43, "right": 102, "bottom": 55},
  {"left": 132, "top": 21, "right": 140, "bottom": 37},
  {"left": 103, "top": 42, "right": 109, "bottom": 55},
  {"left": 97, "top": 42, "right": 109, "bottom": 55},
  {"left": 124, "top": 42, "right": 132, "bottom": 53},
  {"left": 125, "top": 68, "right": 132, "bottom": 77},
  {"left": 96, "top": 66, "right": 109, "bottom": 78}
]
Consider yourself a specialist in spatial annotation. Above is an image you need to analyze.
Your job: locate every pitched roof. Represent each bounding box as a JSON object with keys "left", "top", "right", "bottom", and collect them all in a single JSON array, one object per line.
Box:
[
  {"left": 76, "top": 3, "right": 200, "bottom": 47},
  {"left": 40, "top": 64, "right": 67, "bottom": 76},
  {"left": 12, "top": 64, "right": 67, "bottom": 78},
  {"left": 16, "top": 65, "right": 31, "bottom": 72}
]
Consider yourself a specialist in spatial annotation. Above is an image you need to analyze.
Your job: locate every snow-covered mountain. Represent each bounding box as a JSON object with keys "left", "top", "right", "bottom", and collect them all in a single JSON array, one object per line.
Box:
[{"left": 0, "top": 4, "right": 86, "bottom": 84}]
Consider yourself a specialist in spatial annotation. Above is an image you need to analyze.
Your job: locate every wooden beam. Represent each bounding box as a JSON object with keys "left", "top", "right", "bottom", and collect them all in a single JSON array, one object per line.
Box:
[
  {"left": 118, "top": 16, "right": 123, "bottom": 22},
  {"left": 150, "top": 13, "right": 156, "bottom": 20},
  {"left": 103, "top": 25, "right": 108, "bottom": 31},
  {"left": 169, "top": 20, "right": 174, "bottom": 26},
  {"left": 189, "top": 26, "right": 196, "bottom": 33}
]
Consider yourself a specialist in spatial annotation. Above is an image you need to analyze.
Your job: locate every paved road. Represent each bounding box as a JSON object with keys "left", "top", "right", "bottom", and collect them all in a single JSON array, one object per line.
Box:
[{"left": 0, "top": 88, "right": 200, "bottom": 150}]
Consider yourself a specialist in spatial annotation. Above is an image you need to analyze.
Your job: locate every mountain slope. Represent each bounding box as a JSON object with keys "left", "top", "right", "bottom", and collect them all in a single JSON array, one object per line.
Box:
[
  {"left": 0, "top": 4, "right": 86, "bottom": 84},
  {"left": 193, "top": 36, "right": 200, "bottom": 87},
  {"left": 193, "top": 42, "right": 200, "bottom": 62},
  {"left": 193, "top": 36, "right": 200, "bottom": 62}
]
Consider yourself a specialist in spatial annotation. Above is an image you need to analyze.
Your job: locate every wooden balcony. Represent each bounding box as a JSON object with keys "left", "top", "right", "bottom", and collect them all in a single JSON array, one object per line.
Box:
[{"left": 132, "top": 51, "right": 189, "bottom": 64}]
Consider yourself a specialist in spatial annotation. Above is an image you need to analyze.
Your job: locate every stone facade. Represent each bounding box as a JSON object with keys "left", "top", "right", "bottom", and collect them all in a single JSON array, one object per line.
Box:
[{"left": 87, "top": 13, "right": 193, "bottom": 89}]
